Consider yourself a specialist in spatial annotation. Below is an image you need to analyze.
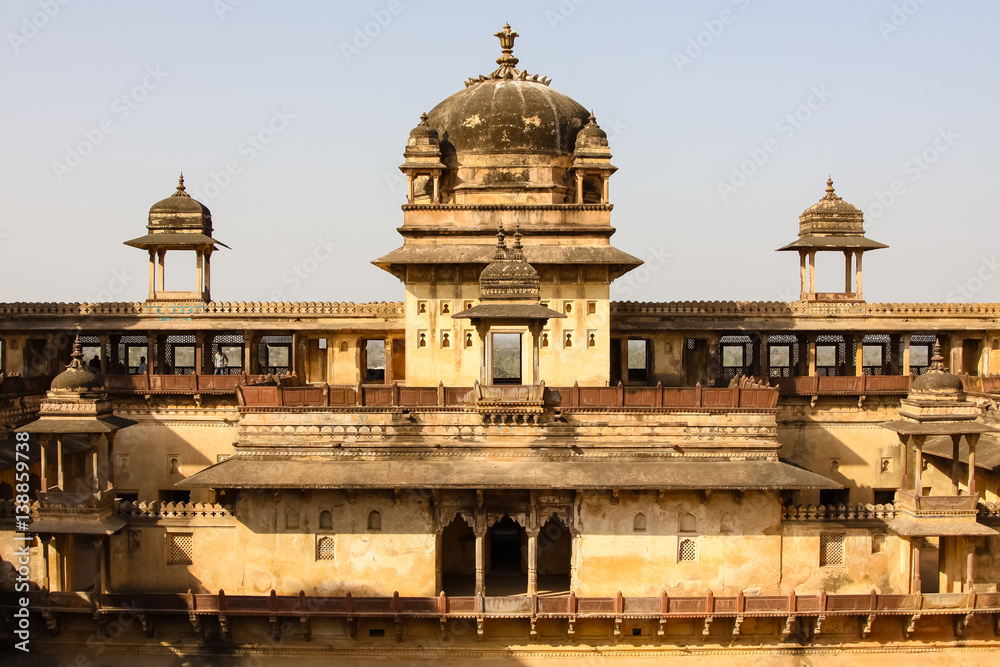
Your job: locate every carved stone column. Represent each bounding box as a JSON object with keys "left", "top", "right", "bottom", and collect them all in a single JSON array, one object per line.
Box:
[
  {"left": 474, "top": 522, "right": 486, "bottom": 597},
  {"left": 527, "top": 526, "right": 539, "bottom": 596}
]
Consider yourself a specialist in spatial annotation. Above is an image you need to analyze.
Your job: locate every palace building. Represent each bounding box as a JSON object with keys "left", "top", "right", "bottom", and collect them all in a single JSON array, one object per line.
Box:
[{"left": 1, "top": 24, "right": 999, "bottom": 665}]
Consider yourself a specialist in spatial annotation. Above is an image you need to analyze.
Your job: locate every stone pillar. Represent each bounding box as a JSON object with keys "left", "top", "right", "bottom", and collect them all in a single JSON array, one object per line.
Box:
[
  {"left": 760, "top": 333, "right": 770, "bottom": 380},
  {"left": 98, "top": 334, "right": 109, "bottom": 376},
  {"left": 913, "top": 435, "right": 925, "bottom": 496},
  {"left": 44, "top": 536, "right": 56, "bottom": 592},
  {"left": 39, "top": 435, "right": 50, "bottom": 492},
  {"left": 844, "top": 250, "right": 852, "bottom": 293},
  {"left": 807, "top": 334, "right": 817, "bottom": 376},
  {"left": 530, "top": 324, "right": 541, "bottom": 385},
  {"left": 901, "top": 334, "right": 911, "bottom": 375},
  {"left": 474, "top": 524, "right": 486, "bottom": 597},
  {"left": 855, "top": 335, "right": 864, "bottom": 376},
  {"left": 195, "top": 251, "right": 204, "bottom": 298},
  {"left": 808, "top": 250, "right": 816, "bottom": 294},
  {"left": 93, "top": 536, "right": 107, "bottom": 594},
  {"left": 105, "top": 433, "right": 115, "bottom": 489},
  {"left": 527, "top": 527, "right": 539, "bottom": 596},
  {"left": 148, "top": 249, "right": 156, "bottom": 299},
  {"left": 966, "top": 538, "right": 975, "bottom": 592},
  {"left": 204, "top": 251, "right": 212, "bottom": 301},
  {"left": 145, "top": 335, "right": 154, "bottom": 375},
  {"left": 406, "top": 174, "right": 414, "bottom": 204},
  {"left": 951, "top": 434, "right": 962, "bottom": 494},
  {"left": 56, "top": 437, "right": 64, "bottom": 490},
  {"left": 244, "top": 330, "right": 260, "bottom": 375},
  {"left": 384, "top": 337, "right": 394, "bottom": 385},
  {"left": 156, "top": 250, "right": 166, "bottom": 293},
  {"left": 911, "top": 540, "right": 921, "bottom": 594},
  {"left": 967, "top": 434, "right": 978, "bottom": 494},
  {"left": 855, "top": 251, "right": 863, "bottom": 300},
  {"left": 602, "top": 175, "right": 610, "bottom": 204},
  {"left": 432, "top": 174, "right": 440, "bottom": 204},
  {"left": 195, "top": 332, "right": 206, "bottom": 375},
  {"left": 799, "top": 251, "right": 807, "bottom": 299}
]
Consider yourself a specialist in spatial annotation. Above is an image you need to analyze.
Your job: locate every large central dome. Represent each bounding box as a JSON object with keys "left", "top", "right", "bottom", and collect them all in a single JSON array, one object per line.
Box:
[
  {"left": 427, "top": 79, "right": 589, "bottom": 156},
  {"left": 403, "top": 24, "right": 595, "bottom": 205}
]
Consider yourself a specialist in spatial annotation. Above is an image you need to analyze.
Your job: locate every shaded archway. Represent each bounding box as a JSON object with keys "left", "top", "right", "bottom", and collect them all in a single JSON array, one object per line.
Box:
[
  {"left": 441, "top": 515, "right": 476, "bottom": 595},
  {"left": 486, "top": 516, "right": 527, "bottom": 595},
  {"left": 537, "top": 515, "right": 571, "bottom": 595}
]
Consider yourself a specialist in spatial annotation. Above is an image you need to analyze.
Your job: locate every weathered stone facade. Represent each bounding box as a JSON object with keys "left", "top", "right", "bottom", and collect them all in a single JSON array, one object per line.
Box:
[{"left": 1, "top": 24, "right": 999, "bottom": 666}]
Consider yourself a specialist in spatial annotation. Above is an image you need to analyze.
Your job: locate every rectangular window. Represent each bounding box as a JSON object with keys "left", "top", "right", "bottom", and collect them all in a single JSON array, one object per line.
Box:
[
  {"left": 627, "top": 339, "right": 650, "bottom": 382},
  {"left": 587, "top": 300, "right": 597, "bottom": 315},
  {"left": 267, "top": 344, "right": 290, "bottom": 369},
  {"left": 173, "top": 345, "right": 195, "bottom": 374},
  {"left": 167, "top": 533, "right": 193, "bottom": 565},
  {"left": 910, "top": 345, "right": 930, "bottom": 368},
  {"left": 862, "top": 345, "right": 883, "bottom": 367},
  {"left": 721, "top": 345, "right": 744, "bottom": 368},
  {"left": 819, "top": 489, "right": 850, "bottom": 507},
  {"left": 769, "top": 345, "right": 791, "bottom": 369},
  {"left": 816, "top": 345, "right": 837, "bottom": 368},
  {"left": 873, "top": 489, "right": 896, "bottom": 506},
  {"left": 363, "top": 339, "right": 386, "bottom": 382},
  {"left": 127, "top": 345, "right": 147, "bottom": 374},
  {"left": 819, "top": 534, "right": 845, "bottom": 567},
  {"left": 491, "top": 333, "right": 522, "bottom": 385}
]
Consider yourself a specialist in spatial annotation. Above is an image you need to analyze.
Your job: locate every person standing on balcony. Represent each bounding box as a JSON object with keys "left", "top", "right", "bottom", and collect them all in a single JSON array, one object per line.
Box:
[{"left": 213, "top": 350, "right": 229, "bottom": 375}]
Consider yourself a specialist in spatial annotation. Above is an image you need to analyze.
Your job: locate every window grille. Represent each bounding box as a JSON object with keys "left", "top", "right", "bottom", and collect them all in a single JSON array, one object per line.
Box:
[
  {"left": 258, "top": 336, "right": 292, "bottom": 375},
  {"left": 719, "top": 335, "right": 753, "bottom": 379},
  {"left": 168, "top": 533, "right": 193, "bottom": 565},
  {"left": 862, "top": 334, "right": 891, "bottom": 375},
  {"left": 819, "top": 533, "right": 845, "bottom": 567},
  {"left": 678, "top": 538, "right": 697, "bottom": 562},
  {"left": 211, "top": 333, "right": 244, "bottom": 375},
  {"left": 767, "top": 334, "right": 800, "bottom": 377},
  {"left": 317, "top": 536, "right": 335, "bottom": 561}
]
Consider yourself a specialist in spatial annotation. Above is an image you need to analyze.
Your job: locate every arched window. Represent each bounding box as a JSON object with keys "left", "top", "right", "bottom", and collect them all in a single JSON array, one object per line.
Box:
[
  {"left": 317, "top": 536, "right": 335, "bottom": 561},
  {"left": 633, "top": 512, "right": 647, "bottom": 532},
  {"left": 541, "top": 333, "right": 549, "bottom": 348},
  {"left": 679, "top": 512, "right": 697, "bottom": 533},
  {"left": 340, "top": 341, "right": 349, "bottom": 352},
  {"left": 441, "top": 332, "right": 450, "bottom": 348},
  {"left": 319, "top": 510, "right": 333, "bottom": 530},
  {"left": 368, "top": 510, "right": 381, "bottom": 531},
  {"left": 465, "top": 332, "right": 473, "bottom": 348},
  {"left": 286, "top": 508, "right": 300, "bottom": 530}
]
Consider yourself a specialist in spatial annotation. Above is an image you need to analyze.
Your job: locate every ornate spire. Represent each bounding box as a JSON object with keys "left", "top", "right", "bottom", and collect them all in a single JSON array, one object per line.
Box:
[
  {"left": 466, "top": 24, "right": 551, "bottom": 87},
  {"left": 418, "top": 111, "right": 429, "bottom": 126},
  {"left": 824, "top": 177, "right": 839, "bottom": 200},
  {"left": 510, "top": 224, "right": 525, "bottom": 261},
  {"left": 173, "top": 172, "right": 191, "bottom": 198},
  {"left": 67, "top": 333, "right": 85, "bottom": 371},
  {"left": 494, "top": 224, "right": 508, "bottom": 260},
  {"left": 928, "top": 339, "right": 946, "bottom": 373}
]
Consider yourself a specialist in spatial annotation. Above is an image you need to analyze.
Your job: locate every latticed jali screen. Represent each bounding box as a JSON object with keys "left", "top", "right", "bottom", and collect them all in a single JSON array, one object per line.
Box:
[
  {"left": 819, "top": 533, "right": 845, "bottom": 567},
  {"left": 168, "top": 533, "right": 194, "bottom": 565}
]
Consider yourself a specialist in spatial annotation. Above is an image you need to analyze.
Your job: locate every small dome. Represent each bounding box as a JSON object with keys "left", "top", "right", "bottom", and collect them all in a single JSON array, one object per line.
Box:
[
  {"left": 799, "top": 178, "right": 864, "bottom": 235},
  {"left": 574, "top": 113, "right": 609, "bottom": 152},
  {"left": 910, "top": 342, "right": 964, "bottom": 395},
  {"left": 51, "top": 337, "right": 101, "bottom": 392},
  {"left": 408, "top": 112, "right": 439, "bottom": 144},
  {"left": 149, "top": 174, "right": 211, "bottom": 217},
  {"left": 480, "top": 226, "right": 540, "bottom": 301}
]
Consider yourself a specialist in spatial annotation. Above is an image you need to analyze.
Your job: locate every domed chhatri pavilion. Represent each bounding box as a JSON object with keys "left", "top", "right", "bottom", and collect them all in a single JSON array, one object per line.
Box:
[{"left": 2, "top": 24, "right": 1000, "bottom": 666}]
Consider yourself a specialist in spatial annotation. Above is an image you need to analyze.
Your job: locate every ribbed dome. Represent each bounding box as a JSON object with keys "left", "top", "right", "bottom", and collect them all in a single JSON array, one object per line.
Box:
[
  {"left": 427, "top": 79, "right": 589, "bottom": 156},
  {"left": 910, "top": 341, "right": 963, "bottom": 396},
  {"left": 798, "top": 178, "right": 864, "bottom": 235},
  {"left": 51, "top": 337, "right": 101, "bottom": 392},
  {"left": 574, "top": 113, "right": 609, "bottom": 152},
  {"left": 150, "top": 174, "right": 211, "bottom": 217}
]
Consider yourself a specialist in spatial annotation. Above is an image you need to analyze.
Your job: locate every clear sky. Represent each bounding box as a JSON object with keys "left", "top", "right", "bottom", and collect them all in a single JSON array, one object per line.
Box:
[{"left": 2, "top": 1, "right": 998, "bottom": 305}]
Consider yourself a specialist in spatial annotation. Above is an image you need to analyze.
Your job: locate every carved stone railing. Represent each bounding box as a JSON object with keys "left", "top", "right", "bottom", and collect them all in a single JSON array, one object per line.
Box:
[
  {"left": 115, "top": 500, "right": 234, "bottom": 519},
  {"left": 774, "top": 375, "right": 911, "bottom": 397},
  {"left": 6, "top": 589, "right": 998, "bottom": 644},
  {"left": 980, "top": 502, "right": 1000, "bottom": 519},
  {"left": 0, "top": 300, "right": 404, "bottom": 317},
  {"left": 611, "top": 300, "right": 1000, "bottom": 318},
  {"left": 782, "top": 503, "right": 897, "bottom": 521}
]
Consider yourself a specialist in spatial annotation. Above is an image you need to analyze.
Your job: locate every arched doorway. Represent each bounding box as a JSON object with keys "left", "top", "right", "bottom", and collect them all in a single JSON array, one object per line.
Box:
[
  {"left": 487, "top": 516, "right": 527, "bottom": 595},
  {"left": 441, "top": 515, "right": 475, "bottom": 595},
  {"left": 537, "top": 515, "right": 571, "bottom": 595}
]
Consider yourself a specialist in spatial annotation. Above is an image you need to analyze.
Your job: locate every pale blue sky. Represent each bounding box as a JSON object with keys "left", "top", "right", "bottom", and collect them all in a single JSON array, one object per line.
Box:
[{"left": 2, "top": 1, "right": 998, "bottom": 304}]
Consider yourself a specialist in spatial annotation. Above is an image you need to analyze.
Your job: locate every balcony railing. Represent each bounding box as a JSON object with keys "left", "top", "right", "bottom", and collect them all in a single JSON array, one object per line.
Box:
[
  {"left": 774, "top": 374, "right": 912, "bottom": 396},
  {"left": 236, "top": 382, "right": 779, "bottom": 411}
]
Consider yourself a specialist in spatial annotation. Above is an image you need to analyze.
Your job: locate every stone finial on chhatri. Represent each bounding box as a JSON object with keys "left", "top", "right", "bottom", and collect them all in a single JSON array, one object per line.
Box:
[
  {"left": 174, "top": 172, "right": 191, "bottom": 198},
  {"left": 467, "top": 24, "right": 551, "bottom": 87},
  {"left": 494, "top": 22, "right": 519, "bottom": 67},
  {"left": 494, "top": 224, "right": 508, "bottom": 260}
]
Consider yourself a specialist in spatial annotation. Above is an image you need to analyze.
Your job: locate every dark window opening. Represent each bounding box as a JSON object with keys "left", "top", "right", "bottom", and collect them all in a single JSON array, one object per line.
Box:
[
  {"left": 363, "top": 339, "right": 386, "bottom": 383},
  {"left": 259, "top": 336, "right": 292, "bottom": 375},
  {"left": 873, "top": 489, "right": 896, "bottom": 506},
  {"left": 491, "top": 333, "right": 522, "bottom": 385},
  {"left": 819, "top": 489, "right": 850, "bottom": 507},
  {"left": 158, "top": 489, "right": 191, "bottom": 504},
  {"left": 627, "top": 339, "right": 650, "bottom": 383}
]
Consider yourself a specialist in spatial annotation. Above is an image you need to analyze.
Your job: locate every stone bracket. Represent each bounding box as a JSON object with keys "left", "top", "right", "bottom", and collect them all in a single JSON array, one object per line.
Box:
[
  {"left": 903, "top": 613, "right": 921, "bottom": 639},
  {"left": 860, "top": 613, "right": 875, "bottom": 639}
]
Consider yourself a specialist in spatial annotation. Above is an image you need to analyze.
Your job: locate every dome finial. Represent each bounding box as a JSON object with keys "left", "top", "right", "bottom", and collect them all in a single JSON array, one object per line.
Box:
[
  {"left": 511, "top": 223, "right": 525, "bottom": 260},
  {"left": 419, "top": 111, "right": 429, "bottom": 126},
  {"left": 929, "top": 339, "right": 946, "bottom": 372},
  {"left": 494, "top": 224, "right": 508, "bottom": 260},
  {"left": 70, "top": 333, "right": 84, "bottom": 366},
  {"left": 494, "top": 23, "right": 519, "bottom": 68},
  {"left": 174, "top": 172, "right": 191, "bottom": 198}
]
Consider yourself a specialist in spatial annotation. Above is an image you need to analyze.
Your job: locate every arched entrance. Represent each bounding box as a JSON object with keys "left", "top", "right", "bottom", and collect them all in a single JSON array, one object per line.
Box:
[
  {"left": 441, "top": 515, "right": 476, "bottom": 595},
  {"left": 487, "top": 516, "right": 527, "bottom": 595},
  {"left": 537, "top": 515, "right": 571, "bottom": 595}
]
